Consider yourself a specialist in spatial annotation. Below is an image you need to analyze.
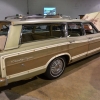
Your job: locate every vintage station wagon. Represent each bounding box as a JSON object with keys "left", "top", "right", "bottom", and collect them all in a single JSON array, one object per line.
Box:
[{"left": 0, "top": 15, "right": 100, "bottom": 87}]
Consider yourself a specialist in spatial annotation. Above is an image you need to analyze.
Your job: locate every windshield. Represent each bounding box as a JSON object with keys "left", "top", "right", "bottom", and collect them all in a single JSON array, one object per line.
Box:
[{"left": 0, "top": 21, "right": 10, "bottom": 51}]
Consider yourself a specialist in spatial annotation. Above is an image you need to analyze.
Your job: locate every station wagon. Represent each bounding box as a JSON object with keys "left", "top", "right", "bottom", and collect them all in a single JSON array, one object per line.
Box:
[{"left": 0, "top": 15, "right": 100, "bottom": 87}]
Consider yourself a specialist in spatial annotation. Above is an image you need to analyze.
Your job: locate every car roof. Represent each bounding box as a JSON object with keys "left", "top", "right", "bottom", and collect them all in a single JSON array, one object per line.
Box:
[{"left": 1, "top": 18, "right": 89, "bottom": 25}]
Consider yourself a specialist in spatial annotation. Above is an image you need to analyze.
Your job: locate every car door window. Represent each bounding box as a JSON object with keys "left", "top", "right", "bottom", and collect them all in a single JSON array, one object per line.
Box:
[
  {"left": 21, "top": 23, "right": 66, "bottom": 44},
  {"left": 83, "top": 23, "right": 97, "bottom": 35},
  {"left": 68, "top": 23, "right": 83, "bottom": 37},
  {"left": 51, "top": 24, "right": 65, "bottom": 37}
]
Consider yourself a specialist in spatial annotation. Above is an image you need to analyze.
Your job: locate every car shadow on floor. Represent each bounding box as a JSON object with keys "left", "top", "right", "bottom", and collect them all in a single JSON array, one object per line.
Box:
[{"left": 0, "top": 53, "right": 100, "bottom": 100}]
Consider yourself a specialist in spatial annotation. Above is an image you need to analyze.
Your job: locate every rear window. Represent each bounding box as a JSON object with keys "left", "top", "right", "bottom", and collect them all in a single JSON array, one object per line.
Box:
[
  {"left": 0, "top": 21, "right": 10, "bottom": 36},
  {"left": 0, "top": 21, "right": 10, "bottom": 51}
]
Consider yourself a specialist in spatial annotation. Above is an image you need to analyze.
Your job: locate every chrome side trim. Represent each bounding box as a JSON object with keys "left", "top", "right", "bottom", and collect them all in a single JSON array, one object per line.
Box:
[
  {"left": 72, "top": 47, "right": 100, "bottom": 60},
  {"left": 79, "top": 52, "right": 87, "bottom": 57},
  {"left": 72, "top": 52, "right": 88, "bottom": 60},
  {"left": 88, "top": 47, "right": 100, "bottom": 54},
  {"left": 72, "top": 55, "right": 80, "bottom": 60}
]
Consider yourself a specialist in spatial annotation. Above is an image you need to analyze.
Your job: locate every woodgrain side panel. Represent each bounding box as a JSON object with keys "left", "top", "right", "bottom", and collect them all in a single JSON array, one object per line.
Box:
[
  {"left": 89, "top": 38, "right": 100, "bottom": 51},
  {"left": 5, "top": 45, "right": 69, "bottom": 75},
  {"left": 68, "top": 42, "right": 88, "bottom": 57}
]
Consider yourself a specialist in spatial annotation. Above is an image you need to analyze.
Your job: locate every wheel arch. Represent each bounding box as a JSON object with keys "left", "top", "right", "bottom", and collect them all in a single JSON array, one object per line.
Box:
[{"left": 45, "top": 53, "right": 71, "bottom": 69}]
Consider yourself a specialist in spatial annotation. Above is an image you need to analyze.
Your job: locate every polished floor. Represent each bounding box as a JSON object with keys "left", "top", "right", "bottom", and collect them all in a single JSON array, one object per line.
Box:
[{"left": 0, "top": 53, "right": 100, "bottom": 100}]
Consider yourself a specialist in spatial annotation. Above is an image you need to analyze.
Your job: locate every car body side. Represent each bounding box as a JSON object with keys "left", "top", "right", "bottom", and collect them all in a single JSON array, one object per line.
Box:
[{"left": 0, "top": 19, "right": 100, "bottom": 86}]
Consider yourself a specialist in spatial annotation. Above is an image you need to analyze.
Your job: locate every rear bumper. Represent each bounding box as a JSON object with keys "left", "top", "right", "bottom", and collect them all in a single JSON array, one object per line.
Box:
[{"left": 0, "top": 78, "right": 7, "bottom": 87}]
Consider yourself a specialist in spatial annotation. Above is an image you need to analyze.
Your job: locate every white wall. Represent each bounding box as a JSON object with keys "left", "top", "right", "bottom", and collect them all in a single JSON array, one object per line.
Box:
[
  {"left": 29, "top": 0, "right": 100, "bottom": 18},
  {"left": 0, "top": 0, "right": 100, "bottom": 19},
  {"left": 29, "top": 0, "right": 79, "bottom": 18},
  {"left": 0, "top": 0, "right": 27, "bottom": 20},
  {"left": 74, "top": 0, "right": 100, "bottom": 17}
]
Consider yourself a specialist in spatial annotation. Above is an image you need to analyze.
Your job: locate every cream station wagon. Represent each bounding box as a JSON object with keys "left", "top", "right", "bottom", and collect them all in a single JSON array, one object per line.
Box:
[{"left": 0, "top": 15, "right": 100, "bottom": 87}]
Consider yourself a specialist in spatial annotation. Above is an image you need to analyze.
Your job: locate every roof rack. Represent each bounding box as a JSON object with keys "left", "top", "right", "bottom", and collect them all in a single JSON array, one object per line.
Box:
[
  {"left": 5, "top": 14, "right": 44, "bottom": 20},
  {"left": 5, "top": 14, "right": 71, "bottom": 20},
  {"left": 5, "top": 14, "right": 24, "bottom": 20},
  {"left": 62, "top": 15, "right": 71, "bottom": 19}
]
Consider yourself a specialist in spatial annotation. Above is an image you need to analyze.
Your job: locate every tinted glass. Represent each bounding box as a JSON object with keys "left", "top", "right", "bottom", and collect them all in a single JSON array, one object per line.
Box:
[
  {"left": 68, "top": 23, "right": 83, "bottom": 37},
  {"left": 21, "top": 23, "right": 65, "bottom": 43},
  {"left": 83, "top": 23, "right": 97, "bottom": 35}
]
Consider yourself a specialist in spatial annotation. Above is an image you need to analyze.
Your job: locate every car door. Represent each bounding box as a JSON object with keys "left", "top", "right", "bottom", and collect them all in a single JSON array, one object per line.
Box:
[
  {"left": 67, "top": 22, "right": 89, "bottom": 62},
  {"left": 83, "top": 22, "right": 100, "bottom": 55}
]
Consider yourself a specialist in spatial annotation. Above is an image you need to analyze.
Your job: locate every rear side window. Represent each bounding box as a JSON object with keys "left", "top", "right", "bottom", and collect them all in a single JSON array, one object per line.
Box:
[
  {"left": 35, "top": 25, "right": 48, "bottom": 32},
  {"left": 52, "top": 24, "right": 65, "bottom": 37},
  {"left": 21, "top": 23, "right": 65, "bottom": 44},
  {"left": 0, "top": 22, "right": 10, "bottom": 36}
]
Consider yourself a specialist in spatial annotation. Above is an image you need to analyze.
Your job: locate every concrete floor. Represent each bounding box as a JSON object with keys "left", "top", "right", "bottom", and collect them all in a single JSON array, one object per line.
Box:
[{"left": 0, "top": 53, "right": 100, "bottom": 100}]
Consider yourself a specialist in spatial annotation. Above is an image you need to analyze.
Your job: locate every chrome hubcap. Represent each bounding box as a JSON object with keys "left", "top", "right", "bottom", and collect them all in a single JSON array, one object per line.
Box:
[{"left": 50, "top": 58, "right": 64, "bottom": 76}]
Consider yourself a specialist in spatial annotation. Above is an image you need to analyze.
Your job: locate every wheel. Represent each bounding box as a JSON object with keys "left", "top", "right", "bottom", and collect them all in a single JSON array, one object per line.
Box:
[{"left": 44, "top": 57, "right": 66, "bottom": 79}]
